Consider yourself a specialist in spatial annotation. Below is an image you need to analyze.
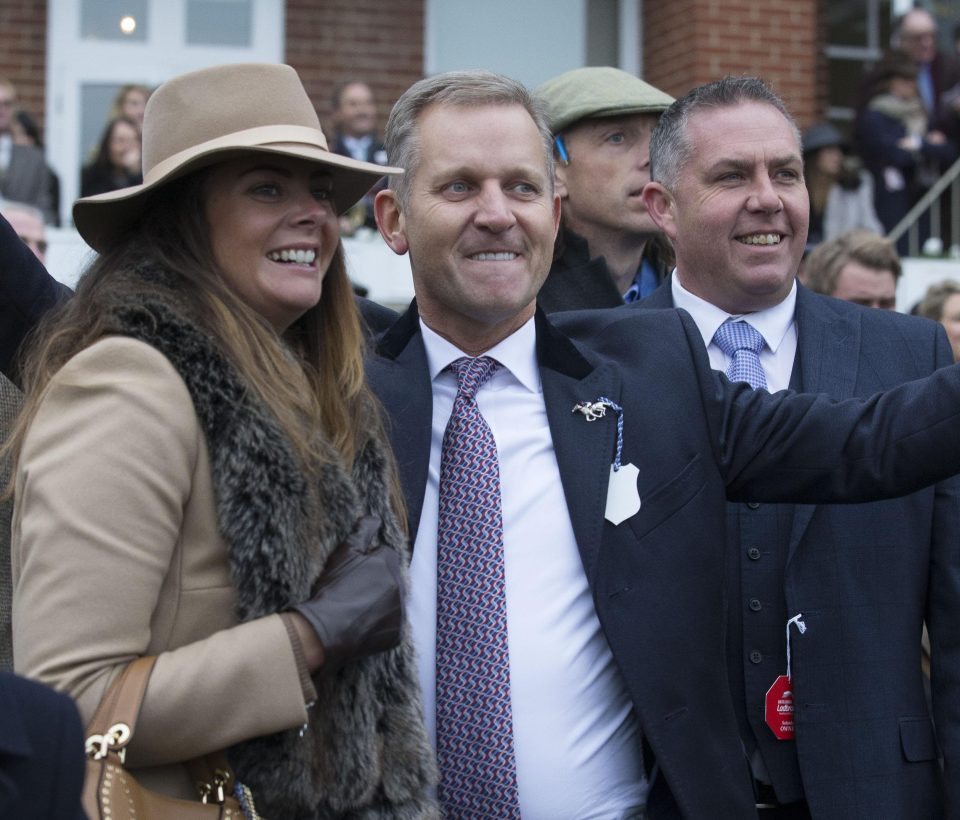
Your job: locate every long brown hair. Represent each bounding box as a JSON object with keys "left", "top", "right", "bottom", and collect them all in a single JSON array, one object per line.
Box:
[{"left": 6, "top": 168, "right": 405, "bottom": 522}]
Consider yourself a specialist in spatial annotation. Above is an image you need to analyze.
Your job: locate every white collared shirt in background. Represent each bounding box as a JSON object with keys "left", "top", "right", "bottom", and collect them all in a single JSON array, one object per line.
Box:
[
  {"left": 671, "top": 272, "right": 798, "bottom": 392},
  {"left": 408, "top": 316, "right": 646, "bottom": 819}
]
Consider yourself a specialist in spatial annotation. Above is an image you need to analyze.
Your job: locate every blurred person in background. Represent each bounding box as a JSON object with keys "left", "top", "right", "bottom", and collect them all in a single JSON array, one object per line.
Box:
[
  {"left": 329, "top": 80, "right": 388, "bottom": 235},
  {"left": 892, "top": 8, "right": 960, "bottom": 135},
  {"left": 917, "top": 279, "right": 960, "bottom": 360},
  {"left": 80, "top": 116, "right": 142, "bottom": 197},
  {"left": 801, "top": 229, "right": 900, "bottom": 310},
  {"left": 0, "top": 79, "right": 55, "bottom": 225},
  {"left": 856, "top": 53, "right": 955, "bottom": 253},
  {"left": 108, "top": 83, "right": 151, "bottom": 131},
  {"left": 802, "top": 122, "right": 882, "bottom": 249},
  {"left": 9, "top": 109, "right": 60, "bottom": 226},
  {"left": 0, "top": 199, "right": 46, "bottom": 264}
]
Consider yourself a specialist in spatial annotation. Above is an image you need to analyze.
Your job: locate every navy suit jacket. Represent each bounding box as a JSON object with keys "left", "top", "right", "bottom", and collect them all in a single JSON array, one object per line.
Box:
[
  {"left": 642, "top": 279, "right": 960, "bottom": 818},
  {"left": 366, "top": 299, "right": 960, "bottom": 819},
  {"left": 0, "top": 671, "right": 86, "bottom": 819}
]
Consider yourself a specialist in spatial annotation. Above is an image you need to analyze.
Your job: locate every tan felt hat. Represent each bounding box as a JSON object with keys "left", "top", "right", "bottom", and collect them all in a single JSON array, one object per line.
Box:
[{"left": 73, "top": 62, "right": 401, "bottom": 253}]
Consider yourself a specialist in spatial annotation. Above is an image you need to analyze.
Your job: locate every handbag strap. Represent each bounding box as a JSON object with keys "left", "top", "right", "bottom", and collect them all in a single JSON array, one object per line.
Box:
[
  {"left": 85, "top": 655, "right": 157, "bottom": 739},
  {"left": 83, "top": 657, "right": 252, "bottom": 814}
]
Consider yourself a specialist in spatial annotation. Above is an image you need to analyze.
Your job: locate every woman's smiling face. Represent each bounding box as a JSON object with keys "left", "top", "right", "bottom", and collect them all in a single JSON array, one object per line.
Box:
[{"left": 204, "top": 155, "right": 340, "bottom": 332}]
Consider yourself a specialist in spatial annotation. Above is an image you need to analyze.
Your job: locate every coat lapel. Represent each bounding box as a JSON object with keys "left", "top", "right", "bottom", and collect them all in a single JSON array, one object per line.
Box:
[
  {"left": 369, "top": 301, "right": 434, "bottom": 541},
  {"left": 536, "top": 312, "right": 622, "bottom": 582},
  {"left": 786, "top": 286, "right": 861, "bottom": 561}
]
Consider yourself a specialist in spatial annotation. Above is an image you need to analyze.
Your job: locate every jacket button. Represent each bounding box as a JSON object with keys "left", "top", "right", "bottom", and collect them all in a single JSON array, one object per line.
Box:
[
  {"left": 747, "top": 501, "right": 761, "bottom": 510},
  {"left": 749, "top": 650, "right": 763, "bottom": 664},
  {"left": 749, "top": 598, "right": 762, "bottom": 612},
  {"left": 748, "top": 547, "right": 761, "bottom": 560}
]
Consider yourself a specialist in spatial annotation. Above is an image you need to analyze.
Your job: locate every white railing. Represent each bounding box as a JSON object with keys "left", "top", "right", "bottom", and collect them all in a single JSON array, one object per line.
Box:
[{"left": 887, "top": 153, "right": 960, "bottom": 258}]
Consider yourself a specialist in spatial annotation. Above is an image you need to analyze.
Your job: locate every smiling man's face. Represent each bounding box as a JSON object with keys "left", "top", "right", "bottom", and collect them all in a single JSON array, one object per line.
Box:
[
  {"left": 376, "top": 102, "right": 560, "bottom": 352},
  {"left": 644, "top": 101, "right": 808, "bottom": 313}
]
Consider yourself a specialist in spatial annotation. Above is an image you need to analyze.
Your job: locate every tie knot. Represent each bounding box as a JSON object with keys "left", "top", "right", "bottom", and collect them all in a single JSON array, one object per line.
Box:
[
  {"left": 448, "top": 356, "right": 500, "bottom": 400},
  {"left": 713, "top": 320, "right": 765, "bottom": 356}
]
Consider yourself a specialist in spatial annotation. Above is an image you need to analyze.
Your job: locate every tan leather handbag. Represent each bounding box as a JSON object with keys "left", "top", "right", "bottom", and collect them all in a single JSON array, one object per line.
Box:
[{"left": 82, "top": 656, "right": 259, "bottom": 820}]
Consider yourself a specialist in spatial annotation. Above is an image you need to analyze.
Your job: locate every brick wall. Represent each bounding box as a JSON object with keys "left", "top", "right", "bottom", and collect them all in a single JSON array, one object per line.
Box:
[
  {"left": 0, "top": 0, "right": 48, "bottom": 135},
  {"left": 644, "top": 0, "right": 820, "bottom": 128},
  {"left": 285, "top": 0, "right": 425, "bottom": 139}
]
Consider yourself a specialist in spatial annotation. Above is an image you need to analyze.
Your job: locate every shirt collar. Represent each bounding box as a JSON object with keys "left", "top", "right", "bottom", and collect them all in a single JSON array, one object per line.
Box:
[
  {"left": 342, "top": 133, "right": 373, "bottom": 151},
  {"left": 671, "top": 270, "right": 797, "bottom": 352},
  {"left": 420, "top": 315, "right": 541, "bottom": 393}
]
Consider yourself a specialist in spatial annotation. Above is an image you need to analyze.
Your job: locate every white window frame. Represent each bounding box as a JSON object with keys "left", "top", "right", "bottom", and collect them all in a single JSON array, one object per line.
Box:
[{"left": 45, "top": 0, "right": 284, "bottom": 226}]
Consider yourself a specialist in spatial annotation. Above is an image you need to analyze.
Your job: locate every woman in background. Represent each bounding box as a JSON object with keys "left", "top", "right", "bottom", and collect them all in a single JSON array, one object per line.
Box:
[
  {"left": 109, "top": 83, "right": 150, "bottom": 130},
  {"left": 80, "top": 116, "right": 143, "bottom": 197},
  {"left": 802, "top": 121, "right": 883, "bottom": 249}
]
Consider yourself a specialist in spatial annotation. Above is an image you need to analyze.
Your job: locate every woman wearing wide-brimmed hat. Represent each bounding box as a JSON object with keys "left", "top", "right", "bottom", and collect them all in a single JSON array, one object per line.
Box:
[
  {"left": 801, "top": 121, "right": 883, "bottom": 250},
  {"left": 6, "top": 63, "right": 437, "bottom": 817}
]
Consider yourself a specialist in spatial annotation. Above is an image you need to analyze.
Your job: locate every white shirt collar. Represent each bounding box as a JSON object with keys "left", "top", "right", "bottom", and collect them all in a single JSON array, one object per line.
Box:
[
  {"left": 419, "top": 315, "right": 541, "bottom": 394},
  {"left": 671, "top": 270, "right": 797, "bottom": 353}
]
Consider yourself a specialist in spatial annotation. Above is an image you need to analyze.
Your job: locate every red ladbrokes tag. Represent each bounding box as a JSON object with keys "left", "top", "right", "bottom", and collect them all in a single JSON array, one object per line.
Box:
[{"left": 765, "top": 675, "right": 795, "bottom": 740}]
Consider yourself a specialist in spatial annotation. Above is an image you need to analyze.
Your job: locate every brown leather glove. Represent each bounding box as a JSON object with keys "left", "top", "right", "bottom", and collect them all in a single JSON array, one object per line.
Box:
[{"left": 292, "top": 515, "right": 404, "bottom": 673}]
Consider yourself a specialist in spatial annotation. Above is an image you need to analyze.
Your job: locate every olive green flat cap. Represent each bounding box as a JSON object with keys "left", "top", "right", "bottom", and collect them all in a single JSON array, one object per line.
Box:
[{"left": 536, "top": 66, "right": 675, "bottom": 134}]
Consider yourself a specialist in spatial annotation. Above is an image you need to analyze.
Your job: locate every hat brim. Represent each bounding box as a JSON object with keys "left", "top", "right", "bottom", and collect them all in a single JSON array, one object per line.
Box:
[
  {"left": 551, "top": 103, "right": 670, "bottom": 134},
  {"left": 73, "top": 134, "right": 400, "bottom": 253}
]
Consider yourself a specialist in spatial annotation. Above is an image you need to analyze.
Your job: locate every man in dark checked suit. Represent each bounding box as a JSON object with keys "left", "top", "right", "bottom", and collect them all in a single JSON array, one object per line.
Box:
[{"left": 641, "top": 77, "right": 960, "bottom": 819}]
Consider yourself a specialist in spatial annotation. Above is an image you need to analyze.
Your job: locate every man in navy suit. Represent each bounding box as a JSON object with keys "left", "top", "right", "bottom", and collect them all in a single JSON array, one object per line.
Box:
[
  {"left": 368, "top": 71, "right": 960, "bottom": 818},
  {"left": 641, "top": 77, "right": 960, "bottom": 818}
]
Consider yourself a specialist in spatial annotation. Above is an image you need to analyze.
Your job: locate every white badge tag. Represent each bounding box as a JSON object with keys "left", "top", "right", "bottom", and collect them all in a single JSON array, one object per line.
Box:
[{"left": 605, "top": 462, "right": 641, "bottom": 525}]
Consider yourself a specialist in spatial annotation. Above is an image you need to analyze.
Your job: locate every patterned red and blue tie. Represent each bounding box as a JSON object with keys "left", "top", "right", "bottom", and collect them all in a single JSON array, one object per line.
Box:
[{"left": 435, "top": 355, "right": 521, "bottom": 818}]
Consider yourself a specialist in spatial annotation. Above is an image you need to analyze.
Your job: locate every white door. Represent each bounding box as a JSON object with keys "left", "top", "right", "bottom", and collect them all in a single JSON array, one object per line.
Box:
[{"left": 46, "top": 0, "right": 284, "bottom": 226}]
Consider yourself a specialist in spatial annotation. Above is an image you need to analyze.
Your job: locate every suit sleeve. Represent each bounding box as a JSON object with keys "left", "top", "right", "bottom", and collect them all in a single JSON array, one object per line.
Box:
[
  {"left": 669, "top": 309, "right": 960, "bottom": 503},
  {"left": 11, "top": 338, "right": 311, "bottom": 766},
  {"left": 926, "top": 327, "right": 960, "bottom": 818},
  {"left": 0, "top": 212, "right": 71, "bottom": 384}
]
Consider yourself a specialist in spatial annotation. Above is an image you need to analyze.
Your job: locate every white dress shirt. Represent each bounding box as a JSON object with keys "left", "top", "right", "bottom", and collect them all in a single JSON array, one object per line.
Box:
[
  {"left": 671, "top": 273, "right": 798, "bottom": 392},
  {"left": 340, "top": 133, "right": 374, "bottom": 162},
  {"left": 409, "top": 317, "right": 647, "bottom": 819}
]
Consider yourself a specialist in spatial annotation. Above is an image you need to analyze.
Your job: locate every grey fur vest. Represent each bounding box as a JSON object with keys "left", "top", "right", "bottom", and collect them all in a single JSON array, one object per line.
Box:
[{"left": 101, "top": 261, "right": 438, "bottom": 819}]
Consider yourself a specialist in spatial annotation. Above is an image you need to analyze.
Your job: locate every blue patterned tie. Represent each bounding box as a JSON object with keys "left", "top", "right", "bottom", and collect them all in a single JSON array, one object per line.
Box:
[
  {"left": 435, "top": 355, "right": 521, "bottom": 818},
  {"left": 712, "top": 320, "right": 768, "bottom": 391}
]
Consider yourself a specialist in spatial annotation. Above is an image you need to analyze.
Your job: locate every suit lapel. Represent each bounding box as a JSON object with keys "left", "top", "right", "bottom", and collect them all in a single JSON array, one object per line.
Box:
[
  {"left": 368, "top": 302, "right": 434, "bottom": 541},
  {"left": 786, "top": 286, "right": 861, "bottom": 561},
  {"left": 536, "top": 313, "right": 621, "bottom": 582}
]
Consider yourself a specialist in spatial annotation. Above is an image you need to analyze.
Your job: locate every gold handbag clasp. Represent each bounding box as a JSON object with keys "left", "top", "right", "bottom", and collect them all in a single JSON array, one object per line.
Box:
[
  {"left": 85, "top": 722, "right": 131, "bottom": 762},
  {"left": 198, "top": 768, "right": 231, "bottom": 804}
]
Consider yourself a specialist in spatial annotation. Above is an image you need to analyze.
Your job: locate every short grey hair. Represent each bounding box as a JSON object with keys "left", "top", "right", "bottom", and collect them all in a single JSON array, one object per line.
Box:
[
  {"left": 384, "top": 70, "right": 555, "bottom": 208},
  {"left": 650, "top": 76, "right": 801, "bottom": 190}
]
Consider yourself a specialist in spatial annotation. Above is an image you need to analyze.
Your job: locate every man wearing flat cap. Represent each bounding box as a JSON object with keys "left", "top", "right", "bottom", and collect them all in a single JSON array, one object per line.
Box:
[{"left": 535, "top": 66, "right": 675, "bottom": 311}]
